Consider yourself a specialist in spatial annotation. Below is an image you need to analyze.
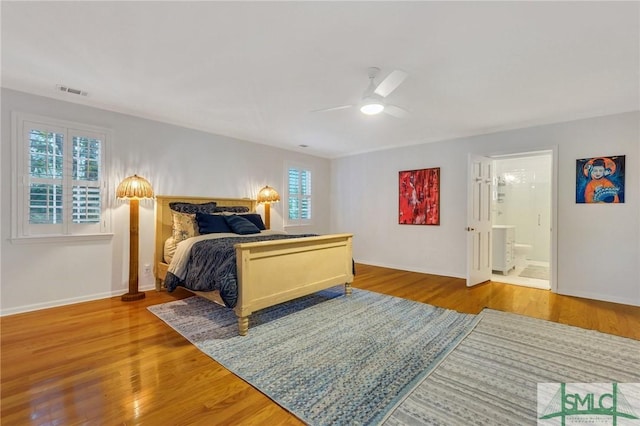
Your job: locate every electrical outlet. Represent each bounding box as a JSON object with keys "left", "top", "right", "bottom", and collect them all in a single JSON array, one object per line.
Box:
[{"left": 143, "top": 264, "right": 151, "bottom": 274}]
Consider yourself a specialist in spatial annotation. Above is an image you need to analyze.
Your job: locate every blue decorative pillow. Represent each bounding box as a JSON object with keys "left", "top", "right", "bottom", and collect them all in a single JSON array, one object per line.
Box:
[
  {"left": 170, "top": 201, "right": 218, "bottom": 214},
  {"left": 224, "top": 214, "right": 260, "bottom": 235},
  {"left": 196, "top": 212, "right": 232, "bottom": 234},
  {"left": 237, "top": 213, "right": 266, "bottom": 230}
]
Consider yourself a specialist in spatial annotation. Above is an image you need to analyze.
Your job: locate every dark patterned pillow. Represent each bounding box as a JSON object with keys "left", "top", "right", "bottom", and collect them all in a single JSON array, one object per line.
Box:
[
  {"left": 224, "top": 214, "right": 260, "bottom": 235},
  {"left": 214, "top": 205, "right": 250, "bottom": 213},
  {"left": 196, "top": 212, "right": 232, "bottom": 234},
  {"left": 169, "top": 201, "right": 218, "bottom": 214}
]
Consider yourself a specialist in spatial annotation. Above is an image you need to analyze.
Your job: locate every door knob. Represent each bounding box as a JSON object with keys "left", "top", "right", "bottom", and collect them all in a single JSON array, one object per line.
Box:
[{"left": 466, "top": 227, "right": 475, "bottom": 231}]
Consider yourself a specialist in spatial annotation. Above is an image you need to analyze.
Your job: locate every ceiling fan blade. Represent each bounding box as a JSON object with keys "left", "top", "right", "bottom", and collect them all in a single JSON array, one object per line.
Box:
[
  {"left": 374, "top": 70, "right": 408, "bottom": 98},
  {"left": 384, "top": 104, "right": 409, "bottom": 118},
  {"left": 311, "top": 105, "right": 354, "bottom": 113}
]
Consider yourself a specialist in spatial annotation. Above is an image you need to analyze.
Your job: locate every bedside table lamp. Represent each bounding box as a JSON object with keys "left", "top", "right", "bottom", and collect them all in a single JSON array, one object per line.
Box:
[
  {"left": 257, "top": 185, "right": 280, "bottom": 229},
  {"left": 116, "top": 174, "right": 154, "bottom": 301}
]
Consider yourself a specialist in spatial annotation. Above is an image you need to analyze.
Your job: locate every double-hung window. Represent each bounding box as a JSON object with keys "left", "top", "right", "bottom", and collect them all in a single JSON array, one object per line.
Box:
[
  {"left": 286, "top": 165, "right": 312, "bottom": 226},
  {"left": 12, "top": 113, "right": 110, "bottom": 240}
]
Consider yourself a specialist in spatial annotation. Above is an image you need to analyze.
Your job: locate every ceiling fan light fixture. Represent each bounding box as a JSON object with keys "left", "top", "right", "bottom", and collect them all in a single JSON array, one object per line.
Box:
[
  {"left": 360, "top": 97, "right": 385, "bottom": 115},
  {"left": 312, "top": 67, "right": 408, "bottom": 118}
]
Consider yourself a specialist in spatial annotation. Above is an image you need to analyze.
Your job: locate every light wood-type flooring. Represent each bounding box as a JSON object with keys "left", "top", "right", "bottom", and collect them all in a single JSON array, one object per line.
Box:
[{"left": 2, "top": 263, "right": 639, "bottom": 425}]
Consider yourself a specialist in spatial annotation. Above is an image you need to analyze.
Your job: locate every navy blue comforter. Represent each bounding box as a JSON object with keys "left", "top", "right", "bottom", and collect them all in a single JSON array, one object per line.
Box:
[{"left": 164, "top": 234, "right": 316, "bottom": 308}]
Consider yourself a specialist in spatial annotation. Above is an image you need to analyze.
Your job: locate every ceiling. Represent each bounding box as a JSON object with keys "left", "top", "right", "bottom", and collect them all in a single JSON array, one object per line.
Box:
[{"left": 2, "top": 2, "right": 638, "bottom": 158}]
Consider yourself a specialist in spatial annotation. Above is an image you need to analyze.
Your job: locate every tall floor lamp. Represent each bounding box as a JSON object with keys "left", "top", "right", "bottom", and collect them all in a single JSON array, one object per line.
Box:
[
  {"left": 116, "top": 174, "right": 154, "bottom": 301},
  {"left": 257, "top": 185, "right": 280, "bottom": 230}
]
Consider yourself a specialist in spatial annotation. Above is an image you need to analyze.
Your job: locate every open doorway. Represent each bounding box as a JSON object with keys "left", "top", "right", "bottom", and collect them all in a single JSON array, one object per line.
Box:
[{"left": 490, "top": 151, "right": 552, "bottom": 290}]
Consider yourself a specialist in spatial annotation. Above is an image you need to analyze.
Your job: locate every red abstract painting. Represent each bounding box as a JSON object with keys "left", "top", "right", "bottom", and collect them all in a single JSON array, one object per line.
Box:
[{"left": 399, "top": 168, "right": 440, "bottom": 225}]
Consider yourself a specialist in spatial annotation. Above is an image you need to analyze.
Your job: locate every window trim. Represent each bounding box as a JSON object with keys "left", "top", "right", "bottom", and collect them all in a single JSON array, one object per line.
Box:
[
  {"left": 284, "top": 162, "right": 313, "bottom": 227},
  {"left": 11, "top": 112, "right": 113, "bottom": 242}
]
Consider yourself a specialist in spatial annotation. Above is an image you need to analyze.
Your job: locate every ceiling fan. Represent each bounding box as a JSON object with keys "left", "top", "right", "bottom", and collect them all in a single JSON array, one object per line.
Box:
[{"left": 313, "top": 67, "right": 409, "bottom": 118}]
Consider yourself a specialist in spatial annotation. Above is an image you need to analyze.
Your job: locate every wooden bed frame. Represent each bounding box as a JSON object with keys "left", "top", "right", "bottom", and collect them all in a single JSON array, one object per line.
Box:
[{"left": 154, "top": 195, "right": 354, "bottom": 335}]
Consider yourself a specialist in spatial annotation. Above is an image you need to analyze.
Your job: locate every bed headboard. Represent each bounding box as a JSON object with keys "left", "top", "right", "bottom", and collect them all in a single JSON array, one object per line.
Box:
[{"left": 154, "top": 195, "right": 257, "bottom": 271}]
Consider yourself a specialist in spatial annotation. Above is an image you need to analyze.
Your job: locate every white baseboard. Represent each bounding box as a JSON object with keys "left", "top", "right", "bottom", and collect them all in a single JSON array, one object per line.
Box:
[
  {"left": 555, "top": 288, "right": 640, "bottom": 308},
  {"left": 0, "top": 283, "right": 157, "bottom": 316},
  {"left": 354, "top": 259, "right": 465, "bottom": 280}
]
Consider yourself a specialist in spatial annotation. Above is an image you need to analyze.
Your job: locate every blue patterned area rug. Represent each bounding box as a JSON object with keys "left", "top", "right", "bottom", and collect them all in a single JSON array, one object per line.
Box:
[
  {"left": 383, "top": 309, "right": 640, "bottom": 425},
  {"left": 148, "top": 288, "right": 478, "bottom": 425}
]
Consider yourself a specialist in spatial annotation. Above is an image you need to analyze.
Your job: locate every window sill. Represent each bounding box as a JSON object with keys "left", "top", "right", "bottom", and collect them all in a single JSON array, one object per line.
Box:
[{"left": 10, "top": 233, "right": 114, "bottom": 245}]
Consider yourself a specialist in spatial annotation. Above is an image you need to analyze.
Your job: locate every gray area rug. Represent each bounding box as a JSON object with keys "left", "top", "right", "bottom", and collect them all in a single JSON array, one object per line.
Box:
[
  {"left": 148, "top": 288, "right": 477, "bottom": 426},
  {"left": 383, "top": 309, "right": 640, "bottom": 425},
  {"left": 519, "top": 264, "right": 549, "bottom": 280}
]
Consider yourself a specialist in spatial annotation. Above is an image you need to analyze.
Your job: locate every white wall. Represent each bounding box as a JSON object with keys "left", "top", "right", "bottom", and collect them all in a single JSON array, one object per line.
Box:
[
  {"left": 1, "top": 88, "right": 331, "bottom": 314},
  {"left": 332, "top": 112, "right": 639, "bottom": 306}
]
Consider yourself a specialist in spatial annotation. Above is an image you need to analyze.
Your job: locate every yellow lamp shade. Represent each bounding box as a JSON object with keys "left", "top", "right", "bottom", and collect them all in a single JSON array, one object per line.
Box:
[
  {"left": 257, "top": 185, "right": 280, "bottom": 204},
  {"left": 116, "top": 174, "right": 154, "bottom": 199}
]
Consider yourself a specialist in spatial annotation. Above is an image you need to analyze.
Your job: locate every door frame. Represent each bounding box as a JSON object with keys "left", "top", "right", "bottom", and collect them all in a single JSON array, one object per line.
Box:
[{"left": 467, "top": 146, "right": 558, "bottom": 293}]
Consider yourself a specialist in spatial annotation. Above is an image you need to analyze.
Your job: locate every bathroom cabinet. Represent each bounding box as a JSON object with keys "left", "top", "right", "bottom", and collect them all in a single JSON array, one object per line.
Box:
[{"left": 492, "top": 225, "right": 515, "bottom": 274}]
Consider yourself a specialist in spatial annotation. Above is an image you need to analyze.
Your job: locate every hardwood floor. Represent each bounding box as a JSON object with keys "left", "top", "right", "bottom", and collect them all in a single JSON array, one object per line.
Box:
[{"left": 2, "top": 263, "right": 638, "bottom": 425}]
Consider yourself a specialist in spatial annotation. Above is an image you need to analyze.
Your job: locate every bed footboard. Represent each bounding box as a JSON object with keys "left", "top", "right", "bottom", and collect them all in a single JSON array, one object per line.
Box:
[{"left": 233, "top": 233, "right": 354, "bottom": 335}]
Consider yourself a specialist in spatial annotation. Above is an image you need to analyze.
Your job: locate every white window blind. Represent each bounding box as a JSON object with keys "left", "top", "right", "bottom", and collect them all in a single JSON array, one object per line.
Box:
[
  {"left": 287, "top": 166, "right": 312, "bottom": 225},
  {"left": 13, "top": 113, "right": 110, "bottom": 240}
]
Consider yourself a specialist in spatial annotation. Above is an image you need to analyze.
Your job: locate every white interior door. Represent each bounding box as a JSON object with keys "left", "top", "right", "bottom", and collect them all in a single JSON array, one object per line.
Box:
[{"left": 467, "top": 154, "right": 493, "bottom": 286}]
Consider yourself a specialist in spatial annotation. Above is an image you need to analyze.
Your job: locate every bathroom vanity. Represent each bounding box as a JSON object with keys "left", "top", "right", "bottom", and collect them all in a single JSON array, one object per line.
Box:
[{"left": 492, "top": 225, "right": 516, "bottom": 274}]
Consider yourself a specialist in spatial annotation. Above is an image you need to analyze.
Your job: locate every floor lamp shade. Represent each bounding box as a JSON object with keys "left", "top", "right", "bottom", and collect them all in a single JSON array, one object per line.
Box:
[
  {"left": 117, "top": 175, "right": 154, "bottom": 301},
  {"left": 257, "top": 185, "right": 280, "bottom": 230}
]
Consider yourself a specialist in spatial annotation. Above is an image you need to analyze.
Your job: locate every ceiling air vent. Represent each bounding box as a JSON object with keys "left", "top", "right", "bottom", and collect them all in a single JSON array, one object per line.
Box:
[{"left": 56, "top": 84, "right": 88, "bottom": 96}]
